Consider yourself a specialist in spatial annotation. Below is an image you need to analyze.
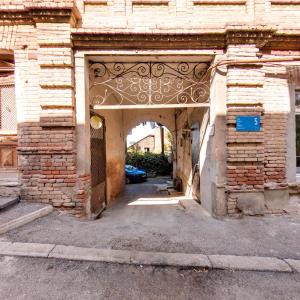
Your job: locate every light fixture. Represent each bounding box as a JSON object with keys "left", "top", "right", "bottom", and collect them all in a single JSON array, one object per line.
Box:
[{"left": 90, "top": 115, "right": 103, "bottom": 129}]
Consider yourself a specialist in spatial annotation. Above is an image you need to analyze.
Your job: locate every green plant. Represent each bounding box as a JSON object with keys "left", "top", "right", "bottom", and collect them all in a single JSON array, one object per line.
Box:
[
  {"left": 127, "top": 144, "right": 142, "bottom": 154},
  {"left": 126, "top": 152, "right": 172, "bottom": 175}
]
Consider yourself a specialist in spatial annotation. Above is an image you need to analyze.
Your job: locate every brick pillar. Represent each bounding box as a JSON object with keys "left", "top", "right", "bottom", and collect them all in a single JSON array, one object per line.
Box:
[
  {"left": 261, "top": 63, "right": 289, "bottom": 212},
  {"left": 36, "top": 22, "right": 80, "bottom": 213},
  {"left": 14, "top": 27, "right": 41, "bottom": 203},
  {"left": 225, "top": 44, "right": 266, "bottom": 216},
  {"left": 16, "top": 20, "right": 85, "bottom": 216}
]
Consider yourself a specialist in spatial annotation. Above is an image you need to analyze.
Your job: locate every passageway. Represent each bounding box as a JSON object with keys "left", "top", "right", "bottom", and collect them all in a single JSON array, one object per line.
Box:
[
  {"left": 98, "top": 107, "right": 209, "bottom": 208},
  {"left": 112, "top": 177, "right": 180, "bottom": 210},
  {"left": 82, "top": 56, "right": 225, "bottom": 217}
]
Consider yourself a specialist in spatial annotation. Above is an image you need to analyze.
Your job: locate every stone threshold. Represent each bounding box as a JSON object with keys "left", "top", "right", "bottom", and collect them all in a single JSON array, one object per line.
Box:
[{"left": 0, "top": 241, "right": 299, "bottom": 273}]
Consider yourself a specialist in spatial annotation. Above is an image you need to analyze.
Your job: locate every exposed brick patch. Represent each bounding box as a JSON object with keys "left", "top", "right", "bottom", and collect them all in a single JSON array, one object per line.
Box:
[
  {"left": 226, "top": 104, "right": 265, "bottom": 194},
  {"left": 264, "top": 113, "right": 287, "bottom": 183},
  {"left": 226, "top": 193, "right": 242, "bottom": 216}
]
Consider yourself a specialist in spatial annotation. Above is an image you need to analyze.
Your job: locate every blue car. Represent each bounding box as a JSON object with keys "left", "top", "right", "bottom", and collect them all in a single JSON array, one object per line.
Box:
[{"left": 125, "top": 165, "right": 147, "bottom": 184}]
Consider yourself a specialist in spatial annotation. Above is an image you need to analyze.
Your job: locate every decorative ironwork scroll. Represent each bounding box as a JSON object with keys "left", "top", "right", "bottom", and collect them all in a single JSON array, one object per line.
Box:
[{"left": 89, "top": 62, "right": 210, "bottom": 106}]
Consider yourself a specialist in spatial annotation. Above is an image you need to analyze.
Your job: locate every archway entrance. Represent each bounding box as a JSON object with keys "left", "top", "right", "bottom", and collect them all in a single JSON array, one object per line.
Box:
[
  {"left": 83, "top": 55, "right": 213, "bottom": 217},
  {"left": 97, "top": 107, "right": 177, "bottom": 204}
]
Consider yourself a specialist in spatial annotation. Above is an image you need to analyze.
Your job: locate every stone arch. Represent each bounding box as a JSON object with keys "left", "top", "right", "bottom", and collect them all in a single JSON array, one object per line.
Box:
[
  {"left": 123, "top": 108, "right": 177, "bottom": 178},
  {"left": 123, "top": 108, "right": 176, "bottom": 144}
]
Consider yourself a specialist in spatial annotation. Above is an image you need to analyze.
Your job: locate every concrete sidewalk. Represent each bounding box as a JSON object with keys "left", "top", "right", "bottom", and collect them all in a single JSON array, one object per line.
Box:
[
  {"left": 2, "top": 202, "right": 300, "bottom": 260},
  {"left": 1, "top": 179, "right": 300, "bottom": 262},
  {"left": 0, "top": 241, "right": 299, "bottom": 273}
]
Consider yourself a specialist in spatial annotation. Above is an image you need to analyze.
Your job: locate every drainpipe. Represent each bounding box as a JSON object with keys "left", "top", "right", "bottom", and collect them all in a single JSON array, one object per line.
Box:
[
  {"left": 0, "top": 68, "right": 14, "bottom": 72},
  {"left": 0, "top": 60, "right": 14, "bottom": 72},
  {"left": 208, "top": 56, "right": 300, "bottom": 73}
]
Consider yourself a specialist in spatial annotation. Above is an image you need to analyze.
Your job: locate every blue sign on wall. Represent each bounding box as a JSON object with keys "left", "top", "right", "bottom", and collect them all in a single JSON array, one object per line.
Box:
[{"left": 236, "top": 115, "right": 260, "bottom": 132}]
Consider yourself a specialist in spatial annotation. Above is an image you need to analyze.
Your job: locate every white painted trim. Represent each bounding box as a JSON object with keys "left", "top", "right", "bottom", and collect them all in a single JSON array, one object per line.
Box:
[
  {"left": 77, "top": 49, "right": 220, "bottom": 59},
  {"left": 93, "top": 103, "right": 210, "bottom": 110}
]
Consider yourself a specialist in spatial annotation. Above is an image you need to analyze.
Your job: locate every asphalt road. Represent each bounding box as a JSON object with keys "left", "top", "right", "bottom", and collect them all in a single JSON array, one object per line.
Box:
[{"left": 0, "top": 256, "right": 299, "bottom": 300}]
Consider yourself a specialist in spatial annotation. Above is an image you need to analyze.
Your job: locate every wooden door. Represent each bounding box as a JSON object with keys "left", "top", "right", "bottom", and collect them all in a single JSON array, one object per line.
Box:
[{"left": 90, "top": 112, "right": 106, "bottom": 217}]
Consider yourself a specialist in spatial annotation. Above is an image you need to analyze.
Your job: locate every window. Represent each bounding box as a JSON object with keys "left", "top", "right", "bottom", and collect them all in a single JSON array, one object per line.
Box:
[
  {"left": 296, "top": 90, "right": 300, "bottom": 173},
  {"left": 0, "top": 84, "right": 17, "bottom": 131},
  {"left": 144, "top": 147, "right": 150, "bottom": 153},
  {"left": 0, "top": 83, "right": 17, "bottom": 169}
]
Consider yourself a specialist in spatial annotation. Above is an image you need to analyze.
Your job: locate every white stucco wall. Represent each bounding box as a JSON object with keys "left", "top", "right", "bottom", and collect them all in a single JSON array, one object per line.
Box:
[
  {"left": 96, "top": 109, "right": 126, "bottom": 203},
  {"left": 200, "top": 60, "right": 227, "bottom": 215}
]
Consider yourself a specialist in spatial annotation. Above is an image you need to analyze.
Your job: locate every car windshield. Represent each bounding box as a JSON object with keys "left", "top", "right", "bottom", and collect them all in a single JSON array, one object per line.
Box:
[{"left": 125, "top": 165, "right": 137, "bottom": 171}]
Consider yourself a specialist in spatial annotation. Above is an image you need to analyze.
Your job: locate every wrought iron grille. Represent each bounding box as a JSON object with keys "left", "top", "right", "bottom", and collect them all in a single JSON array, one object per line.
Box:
[
  {"left": 90, "top": 119, "right": 105, "bottom": 187},
  {"left": 89, "top": 62, "right": 210, "bottom": 106},
  {"left": 0, "top": 84, "right": 17, "bottom": 131}
]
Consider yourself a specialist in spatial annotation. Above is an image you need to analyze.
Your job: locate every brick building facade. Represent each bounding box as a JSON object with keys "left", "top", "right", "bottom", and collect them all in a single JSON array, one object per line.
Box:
[{"left": 0, "top": 0, "right": 300, "bottom": 217}]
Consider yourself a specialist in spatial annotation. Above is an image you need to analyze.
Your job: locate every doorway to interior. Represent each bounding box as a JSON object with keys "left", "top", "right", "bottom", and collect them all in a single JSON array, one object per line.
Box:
[
  {"left": 84, "top": 55, "right": 212, "bottom": 216},
  {"left": 95, "top": 106, "right": 209, "bottom": 212}
]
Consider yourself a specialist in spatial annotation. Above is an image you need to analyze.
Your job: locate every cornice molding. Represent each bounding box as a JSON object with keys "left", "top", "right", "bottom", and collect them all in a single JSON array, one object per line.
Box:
[
  {"left": 132, "top": 0, "right": 170, "bottom": 5},
  {"left": 71, "top": 31, "right": 226, "bottom": 49},
  {"left": 225, "top": 26, "right": 276, "bottom": 47},
  {"left": 0, "top": 5, "right": 81, "bottom": 26},
  {"left": 194, "top": 0, "right": 246, "bottom": 4},
  {"left": 70, "top": 27, "right": 300, "bottom": 51},
  {"left": 83, "top": 0, "right": 108, "bottom": 4},
  {"left": 262, "top": 33, "right": 300, "bottom": 50},
  {"left": 270, "top": 0, "right": 300, "bottom": 4}
]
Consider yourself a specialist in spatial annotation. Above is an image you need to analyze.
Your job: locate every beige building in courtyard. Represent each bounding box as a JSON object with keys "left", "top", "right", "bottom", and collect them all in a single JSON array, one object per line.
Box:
[
  {"left": 1, "top": 0, "right": 300, "bottom": 218},
  {"left": 127, "top": 124, "right": 171, "bottom": 154}
]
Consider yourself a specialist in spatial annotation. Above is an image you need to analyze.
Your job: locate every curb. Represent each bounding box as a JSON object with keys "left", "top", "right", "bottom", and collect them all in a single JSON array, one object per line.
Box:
[
  {"left": 0, "top": 241, "right": 297, "bottom": 273},
  {"left": 284, "top": 259, "right": 300, "bottom": 273},
  {"left": 0, "top": 205, "right": 53, "bottom": 235},
  {"left": 0, "top": 241, "right": 55, "bottom": 257},
  {"left": 208, "top": 254, "right": 291, "bottom": 273}
]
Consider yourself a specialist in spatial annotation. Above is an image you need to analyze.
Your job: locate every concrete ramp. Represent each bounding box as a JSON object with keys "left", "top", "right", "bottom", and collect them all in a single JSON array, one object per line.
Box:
[
  {"left": 0, "top": 196, "right": 19, "bottom": 211},
  {"left": 0, "top": 202, "right": 53, "bottom": 235}
]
